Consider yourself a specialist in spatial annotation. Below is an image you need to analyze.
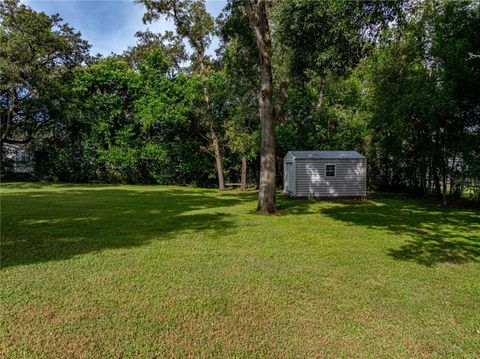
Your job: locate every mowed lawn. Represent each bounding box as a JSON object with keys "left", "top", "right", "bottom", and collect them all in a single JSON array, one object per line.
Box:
[{"left": 1, "top": 183, "right": 479, "bottom": 358}]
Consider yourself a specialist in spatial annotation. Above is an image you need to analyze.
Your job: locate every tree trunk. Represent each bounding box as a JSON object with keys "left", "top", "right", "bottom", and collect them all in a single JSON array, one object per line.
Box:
[
  {"left": 256, "top": 65, "right": 276, "bottom": 213},
  {"left": 421, "top": 163, "right": 427, "bottom": 197},
  {"left": 442, "top": 174, "right": 447, "bottom": 206},
  {"left": 245, "top": 0, "right": 276, "bottom": 214},
  {"left": 210, "top": 124, "right": 225, "bottom": 191},
  {"left": 449, "top": 153, "right": 457, "bottom": 197},
  {"left": 241, "top": 156, "right": 247, "bottom": 191},
  {"left": 433, "top": 167, "right": 442, "bottom": 200},
  {"left": 442, "top": 151, "right": 447, "bottom": 206},
  {"left": 316, "top": 76, "right": 326, "bottom": 111},
  {"left": 202, "top": 85, "right": 225, "bottom": 191},
  {"left": 198, "top": 49, "right": 225, "bottom": 191},
  {"left": 1, "top": 107, "right": 14, "bottom": 148},
  {"left": 427, "top": 160, "right": 432, "bottom": 196}
]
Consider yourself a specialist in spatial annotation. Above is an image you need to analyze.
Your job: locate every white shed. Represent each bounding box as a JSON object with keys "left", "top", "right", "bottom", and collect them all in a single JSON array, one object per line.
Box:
[{"left": 284, "top": 151, "right": 366, "bottom": 198}]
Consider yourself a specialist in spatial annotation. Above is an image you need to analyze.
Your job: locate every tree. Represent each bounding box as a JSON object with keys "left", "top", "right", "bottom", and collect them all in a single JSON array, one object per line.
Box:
[
  {"left": 0, "top": 0, "right": 89, "bottom": 147},
  {"left": 34, "top": 51, "right": 213, "bottom": 185},
  {"left": 224, "top": 114, "right": 258, "bottom": 191},
  {"left": 124, "top": 30, "right": 187, "bottom": 70},
  {"left": 221, "top": 58, "right": 258, "bottom": 192},
  {"left": 137, "top": 0, "right": 226, "bottom": 190},
  {"left": 242, "top": 0, "right": 288, "bottom": 213},
  {"left": 32, "top": 56, "right": 140, "bottom": 182},
  {"left": 134, "top": 50, "right": 212, "bottom": 185}
]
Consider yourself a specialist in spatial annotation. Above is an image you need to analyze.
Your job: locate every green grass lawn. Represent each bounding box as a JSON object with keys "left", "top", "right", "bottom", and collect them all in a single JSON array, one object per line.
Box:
[{"left": 1, "top": 183, "right": 479, "bottom": 358}]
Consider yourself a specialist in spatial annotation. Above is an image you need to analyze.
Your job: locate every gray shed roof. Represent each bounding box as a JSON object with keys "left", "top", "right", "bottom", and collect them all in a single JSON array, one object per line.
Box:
[{"left": 286, "top": 151, "right": 365, "bottom": 159}]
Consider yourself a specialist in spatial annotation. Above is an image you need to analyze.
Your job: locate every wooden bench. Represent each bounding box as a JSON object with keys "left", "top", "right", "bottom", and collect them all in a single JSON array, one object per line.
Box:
[{"left": 225, "top": 183, "right": 242, "bottom": 188}]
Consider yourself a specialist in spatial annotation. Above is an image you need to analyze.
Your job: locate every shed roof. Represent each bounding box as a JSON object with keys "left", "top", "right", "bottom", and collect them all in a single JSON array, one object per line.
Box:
[{"left": 286, "top": 151, "right": 365, "bottom": 159}]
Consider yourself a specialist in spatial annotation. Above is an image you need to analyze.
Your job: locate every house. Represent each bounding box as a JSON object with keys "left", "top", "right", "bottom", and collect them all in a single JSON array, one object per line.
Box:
[
  {"left": 3, "top": 143, "right": 34, "bottom": 173},
  {"left": 283, "top": 151, "right": 366, "bottom": 198}
]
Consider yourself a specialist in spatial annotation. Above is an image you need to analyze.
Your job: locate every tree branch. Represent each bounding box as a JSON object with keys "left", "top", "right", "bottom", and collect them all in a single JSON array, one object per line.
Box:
[
  {"left": 274, "top": 80, "right": 289, "bottom": 124},
  {"left": 316, "top": 76, "right": 326, "bottom": 111},
  {"left": 468, "top": 52, "right": 480, "bottom": 60},
  {"left": 244, "top": 0, "right": 270, "bottom": 62}
]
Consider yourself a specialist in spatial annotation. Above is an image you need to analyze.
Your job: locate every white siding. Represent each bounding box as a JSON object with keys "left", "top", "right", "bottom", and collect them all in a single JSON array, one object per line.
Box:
[
  {"left": 3, "top": 143, "right": 34, "bottom": 173},
  {"left": 295, "top": 158, "right": 366, "bottom": 197}
]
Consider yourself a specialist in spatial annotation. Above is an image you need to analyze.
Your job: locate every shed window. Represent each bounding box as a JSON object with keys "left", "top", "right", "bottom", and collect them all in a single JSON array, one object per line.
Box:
[{"left": 326, "top": 164, "right": 335, "bottom": 177}]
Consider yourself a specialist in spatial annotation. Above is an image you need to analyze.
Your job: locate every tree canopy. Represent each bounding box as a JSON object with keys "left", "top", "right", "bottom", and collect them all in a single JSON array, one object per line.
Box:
[{"left": 0, "top": 0, "right": 89, "bottom": 146}]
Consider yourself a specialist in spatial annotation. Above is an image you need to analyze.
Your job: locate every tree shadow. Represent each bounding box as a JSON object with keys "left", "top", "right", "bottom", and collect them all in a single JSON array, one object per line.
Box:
[
  {"left": 1, "top": 185, "right": 251, "bottom": 268},
  {"left": 276, "top": 197, "right": 315, "bottom": 215},
  {"left": 278, "top": 194, "right": 480, "bottom": 266},
  {"left": 276, "top": 194, "right": 367, "bottom": 215}
]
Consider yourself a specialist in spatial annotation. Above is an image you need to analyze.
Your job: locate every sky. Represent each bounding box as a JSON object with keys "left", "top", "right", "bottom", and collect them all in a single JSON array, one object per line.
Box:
[{"left": 25, "top": 0, "right": 227, "bottom": 57}]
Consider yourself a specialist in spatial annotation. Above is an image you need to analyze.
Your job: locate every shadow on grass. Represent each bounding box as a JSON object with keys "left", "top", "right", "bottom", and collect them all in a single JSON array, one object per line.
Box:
[
  {"left": 1, "top": 185, "right": 254, "bottom": 268},
  {"left": 278, "top": 193, "right": 480, "bottom": 266}
]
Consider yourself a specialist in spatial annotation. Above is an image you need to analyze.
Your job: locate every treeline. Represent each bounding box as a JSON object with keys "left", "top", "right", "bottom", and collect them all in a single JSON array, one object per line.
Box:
[
  {"left": 1, "top": 0, "right": 479, "bottom": 203},
  {"left": 365, "top": 1, "right": 480, "bottom": 203}
]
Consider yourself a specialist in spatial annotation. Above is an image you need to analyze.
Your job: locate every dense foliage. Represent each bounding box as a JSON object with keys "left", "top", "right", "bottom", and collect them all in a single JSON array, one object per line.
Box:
[
  {"left": 1, "top": 0, "right": 479, "bottom": 202},
  {"left": 0, "top": 0, "right": 89, "bottom": 146},
  {"left": 33, "top": 52, "right": 214, "bottom": 185},
  {"left": 364, "top": 1, "right": 480, "bottom": 202}
]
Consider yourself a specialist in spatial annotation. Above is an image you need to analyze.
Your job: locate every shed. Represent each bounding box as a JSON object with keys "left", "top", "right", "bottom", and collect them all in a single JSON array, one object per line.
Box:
[{"left": 283, "top": 151, "right": 366, "bottom": 198}]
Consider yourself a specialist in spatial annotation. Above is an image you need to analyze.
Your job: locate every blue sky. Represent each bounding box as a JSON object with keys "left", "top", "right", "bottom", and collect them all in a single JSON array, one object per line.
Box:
[{"left": 25, "top": 0, "right": 226, "bottom": 57}]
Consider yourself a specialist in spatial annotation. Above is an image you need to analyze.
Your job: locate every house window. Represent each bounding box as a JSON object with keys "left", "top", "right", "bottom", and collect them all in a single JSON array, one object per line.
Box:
[
  {"left": 326, "top": 164, "right": 335, "bottom": 177},
  {"left": 15, "top": 151, "right": 30, "bottom": 162}
]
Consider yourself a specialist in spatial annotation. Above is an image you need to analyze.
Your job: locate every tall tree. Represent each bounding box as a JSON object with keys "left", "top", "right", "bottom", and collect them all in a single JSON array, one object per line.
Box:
[
  {"left": 243, "top": 0, "right": 287, "bottom": 213},
  {"left": 137, "top": 0, "right": 226, "bottom": 190},
  {"left": 0, "top": 0, "right": 89, "bottom": 147}
]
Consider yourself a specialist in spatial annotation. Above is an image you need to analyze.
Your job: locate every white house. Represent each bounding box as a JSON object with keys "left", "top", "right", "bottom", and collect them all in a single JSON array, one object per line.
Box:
[
  {"left": 284, "top": 151, "right": 366, "bottom": 198},
  {"left": 3, "top": 143, "right": 34, "bottom": 173}
]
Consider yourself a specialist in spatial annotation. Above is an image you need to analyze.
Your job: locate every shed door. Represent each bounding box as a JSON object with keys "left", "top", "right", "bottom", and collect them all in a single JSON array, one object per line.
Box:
[{"left": 286, "top": 162, "right": 294, "bottom": 193}]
